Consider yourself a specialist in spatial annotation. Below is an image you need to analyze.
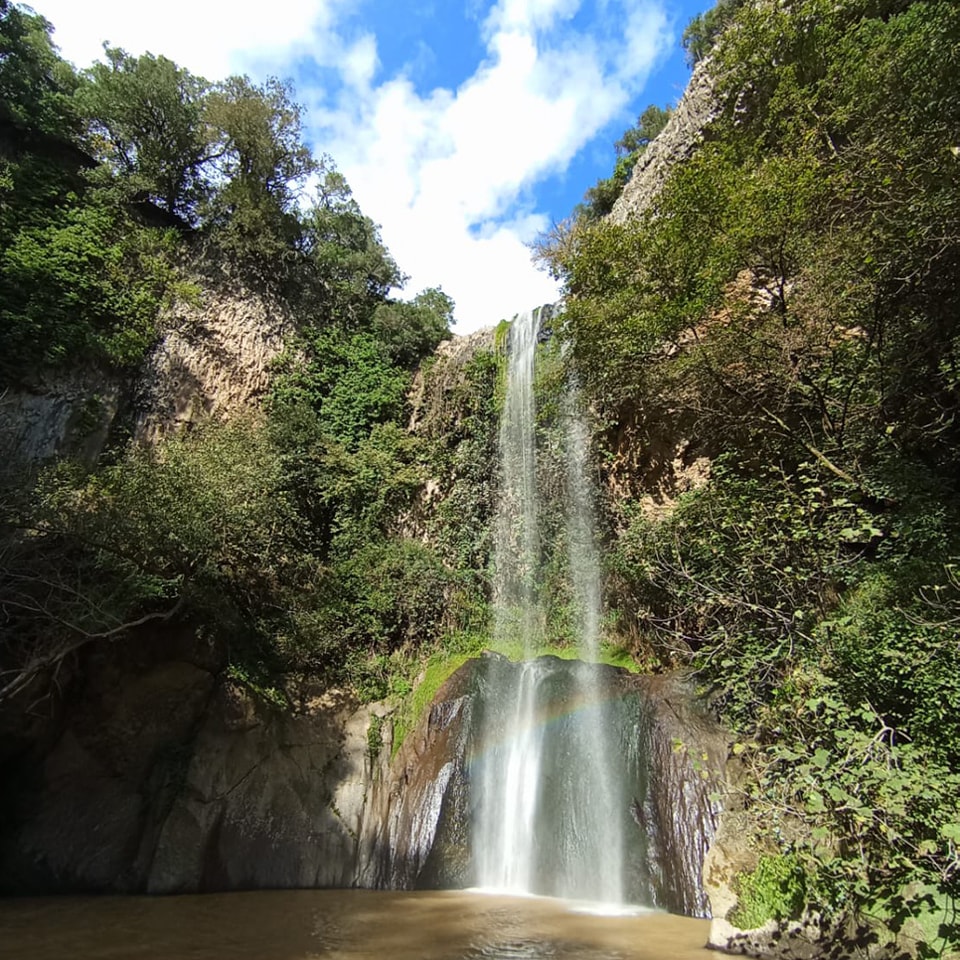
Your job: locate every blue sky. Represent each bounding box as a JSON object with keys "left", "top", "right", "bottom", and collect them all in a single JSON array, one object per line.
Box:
[{"left": 30, "top": 0, "right": 709, "bottom": 332}]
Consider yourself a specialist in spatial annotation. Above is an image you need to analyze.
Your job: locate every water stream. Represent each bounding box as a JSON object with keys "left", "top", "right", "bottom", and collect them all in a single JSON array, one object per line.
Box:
[
  {"left": 561, "top": 375, "right": 624, "bottom": 904},
  {"left": 472, "top": 308, "right": 632, "bottom": 905},
  {"left": 474, "top": 309, "right": 544, "bottom": 893}
]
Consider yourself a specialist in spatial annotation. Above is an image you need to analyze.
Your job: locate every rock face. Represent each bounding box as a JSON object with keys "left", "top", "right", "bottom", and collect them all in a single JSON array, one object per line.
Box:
[
  {"left": 408, "top": 326, "right": 497, "bottom": 435},
  {"left": 0, "top": 626, "right": 393, "bottom": 895},
  {"left": 0, "top": 367, "right": 123, "bottom": 474},
  {"left": 0, "top": 267, "right": 294, "bottom": 471},
  {"left": 0, "top": 642, "right": 727, "bottom": 912},
  {"left": 146, "top": 684, "right": 393, "bottom": 893},
  {"left": 610, "top": 60, "right": 719, "bottom": 224},
  {"left": 360, "top": 655, "right": 728, "bottom": 914},
  {"left": 134, "top": 279, "right": 293, "bottom": 444}
]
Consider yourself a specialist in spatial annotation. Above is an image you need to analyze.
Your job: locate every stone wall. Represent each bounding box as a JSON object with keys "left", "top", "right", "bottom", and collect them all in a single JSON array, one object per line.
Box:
[{"left": 0, "top": 267, "right": 295, "bottom": 471}]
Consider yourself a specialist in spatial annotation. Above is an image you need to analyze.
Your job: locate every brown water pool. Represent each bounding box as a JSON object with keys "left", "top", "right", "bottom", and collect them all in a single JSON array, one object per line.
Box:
[{"left": 0, "top": 889, "right": 714, "bottom": 960}]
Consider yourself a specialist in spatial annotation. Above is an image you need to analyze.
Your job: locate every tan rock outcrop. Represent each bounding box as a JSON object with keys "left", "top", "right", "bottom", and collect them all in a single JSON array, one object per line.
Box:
[
  {"left": 610, "top": 60, "right": 720, "bottom": 225},
  {"left": 134, "top": 281, "right": 294, "bottom": 443}
]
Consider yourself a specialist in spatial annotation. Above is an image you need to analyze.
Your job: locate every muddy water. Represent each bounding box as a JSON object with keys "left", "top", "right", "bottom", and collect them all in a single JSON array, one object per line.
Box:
[{"left": 0, "top": 890, "right": 712, "bottom": 960}]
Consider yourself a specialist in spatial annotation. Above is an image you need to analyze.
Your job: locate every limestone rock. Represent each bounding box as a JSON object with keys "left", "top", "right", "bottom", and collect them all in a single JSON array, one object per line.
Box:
[
  {"left": 0, "top": 657, "right": 214, "bottom": 892},
  {"left": 134, "top": 281, "right": 293, "bottom": 443},
  {"left": 0, "top": 367, "right": 122, "bottom": 472},
  {"left": 610, "top": 60, "right": 720, "bottom": 225}
]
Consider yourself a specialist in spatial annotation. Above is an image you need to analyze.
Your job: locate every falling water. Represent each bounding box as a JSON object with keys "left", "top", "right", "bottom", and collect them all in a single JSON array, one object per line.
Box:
[
  {"left": 474, "top": 307, "right": 544, "bottom": 893},
  {"left": 562, "top": 381, "right": 625, "bottom": 904},
  {"left": 473, "top": 307, "right": 633, "bottom": 905}
]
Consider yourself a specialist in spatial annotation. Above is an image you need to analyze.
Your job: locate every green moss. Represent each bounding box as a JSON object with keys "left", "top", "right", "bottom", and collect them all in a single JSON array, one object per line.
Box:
[
  {"left": 732, "top": 854, "right": 807, "bottom": 930},
  {"left": 392, "top": 647, "right": 477, "bottom": 755},
  {"left": 493, "top": 318, "right": 511, "bottom": 351},
  {"left": 598, "top": 640, "right": 642, "bottom": 673},
  {"left": 492, "top": 320, "right": 510, "bottom": 414},
  {"left": 391, "top": 630, "right": 642, "bottom": 755},
  {"left": 367, "top": 712, "right": 385, "bottom": 762}
]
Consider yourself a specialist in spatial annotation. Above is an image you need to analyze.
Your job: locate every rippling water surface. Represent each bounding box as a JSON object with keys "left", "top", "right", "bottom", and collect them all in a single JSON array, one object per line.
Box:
[{"left": 0, "top": 890, "right": 712, "bottom": 960}]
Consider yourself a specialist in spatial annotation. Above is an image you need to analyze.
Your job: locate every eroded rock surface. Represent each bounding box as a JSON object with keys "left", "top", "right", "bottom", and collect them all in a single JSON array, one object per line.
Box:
[
  {"left": 0, "top": 267, "right": 297, "bottom": 473},
  {"left": 0, "top": 367, "right": 122, "bottom": 473},
  {"left": 610, "top": 61, "right": 719, "bottom": 225},
  {"left": 0, "top": 644, "right": 727, "bottom": 913},
  {"left": 134, "top": 280, "right": 293, "bottom": 443}
]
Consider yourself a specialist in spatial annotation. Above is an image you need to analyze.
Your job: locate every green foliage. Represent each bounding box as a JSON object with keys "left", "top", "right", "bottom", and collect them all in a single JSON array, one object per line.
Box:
[
  {"left": 417, "top": 344, "right": 503, "bottom": 579},
  {"left": 734, "top": 679, "right": 960, "bottom": 951},
  {"left": 6, "top": 405, "right": 467, "bottom": 696},
  {"left": 0, "top": 197, "right": 179, "bottom": 372},
  {"left": 367, "top": 712, "right": 385, "bottom": 761},
  {"left": 332, "top": 539, "right": 459, "bottom": 653},
  {"left": 272, "top": 332, "right": 411, "bottom": 449},
  {"left": 299, "top": 164, "right": 403, "bottom": 324},
  {"left": 371, "top": 287, "right": 453, "bottom": 368},
  {"left": 76, "top": 46, "right": 212, "bottom": 221},
  {"left": 577, "top": 103, "right": 673, "bottom": 221},
  {"left": 0, "top": 2, "right": 78, "bottom": 138},
  {"left": 2, "top": 6, "right": 386, "bottom": 378},
  {"left": 615, "top": 104, "right": 672, "bottom": 157},
  {"left": 0, "top": 3, "right": 470, "bottom": 716},
  {"left": 733, "top": 855, "right": 807, "bottom": 929},
  {"left": 391, "top": 642, "right": 479, "bottom": 753},
  {"left": 681, "top": 0, "right": 746, "bottom": 65},
  {"left": 54, "top": 417, "right": 314, "bottom": 612},
  {"left": 203, "top": 74, "right": 317, "bottom": 276}
]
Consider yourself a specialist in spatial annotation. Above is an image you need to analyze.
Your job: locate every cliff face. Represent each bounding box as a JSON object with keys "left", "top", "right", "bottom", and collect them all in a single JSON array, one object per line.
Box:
[
  {"left": 0, "top": 634, "right": 726, "bottom": 910},
  {"left": 133, "top": 278, "right": 293, "bottom": 444},
  {"left": 0, "top": 266, "right": 293, "bottom": 471},
  {"left": 610, "top": 60, "right": 719, "bottom": 224},
  {"left": 0, "top": 367, "right": 122, "bottom": 472},
  {"left": 0, "top": 619, "right": 394, "bottom": 895}
]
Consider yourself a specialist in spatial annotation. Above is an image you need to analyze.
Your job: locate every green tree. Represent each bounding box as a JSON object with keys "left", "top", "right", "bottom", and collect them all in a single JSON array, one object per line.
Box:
[
  {"left": 371, "top": 287, "right": 453, "bottom": 368},
  {"left": 204, "top": 74, "right": 317, "bottom": 272},
  {"left": 614, "top": 103, "right": 672, "bottom": 156},
  {"left": 681, "top": 0, "right": 746, "bottom": 65},
  {"left": 0, "top": 0, "right": 78, "bottom": 139},
  {"left": 299, "top": 163, "right": 402, "bottom": 325},
  {"left": 0, "top": 194, "right": 180, "bottom": 375},
  {"left": 76, "top": 46, "right": 213, "bottom": 222},
  {"left": 578, "top": 103, "right": 673, "bottom": 220}
]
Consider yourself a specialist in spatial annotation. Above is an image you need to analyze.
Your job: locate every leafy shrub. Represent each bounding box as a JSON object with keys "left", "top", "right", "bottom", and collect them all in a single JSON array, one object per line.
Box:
[{"left": 733, "top": 855, "right": 807, "bottom": 929}]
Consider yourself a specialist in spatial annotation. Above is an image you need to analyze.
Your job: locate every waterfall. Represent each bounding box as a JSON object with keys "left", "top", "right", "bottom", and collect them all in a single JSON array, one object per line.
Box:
[
  {"left": 473, "top": 307, "right": 544, "bottom": 893},
  {"left": 472, "top": 307, "right": 633, "bottom": 906},
  {"left": 361, "top": 307, "right": 723, "bottom": 911},
  {"left": 561, "top": 381, "right": 625, "bottom": 904}
]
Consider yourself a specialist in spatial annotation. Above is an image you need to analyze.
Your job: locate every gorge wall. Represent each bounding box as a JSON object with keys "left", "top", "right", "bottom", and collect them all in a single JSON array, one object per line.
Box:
[
  {"left": 0, "top": 263, "right": 290, "bottom": 473},
  {"left": 0, "top": 633, "right": 726, "bottom": 914},
  {"left": 0, "top": 38, "right": 796, "bottom": 956}
]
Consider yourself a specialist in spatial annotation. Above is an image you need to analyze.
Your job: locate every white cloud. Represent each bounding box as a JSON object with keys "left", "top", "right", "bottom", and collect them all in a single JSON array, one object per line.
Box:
[
  {"left": 317, "top": 1, "right": 670, "bottom": 331},
  {"left": 29, "top": 0, "right": 671, "bottom": 333},
  {"left": 484, "top": 0, "right": 581, "bottom": 35},
  {"left": 30, "top": 0, "right": 343, "bottom": 77}
]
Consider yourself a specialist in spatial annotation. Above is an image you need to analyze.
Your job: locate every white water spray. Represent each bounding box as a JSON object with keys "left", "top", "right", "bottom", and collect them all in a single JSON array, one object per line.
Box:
[
  {"left": 474, "top": 308, "right": 543, "bottom": 893},
  {"left": 562, "top": 381, "right": 624, "bottom": 903}
]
